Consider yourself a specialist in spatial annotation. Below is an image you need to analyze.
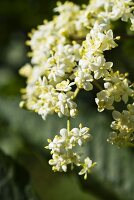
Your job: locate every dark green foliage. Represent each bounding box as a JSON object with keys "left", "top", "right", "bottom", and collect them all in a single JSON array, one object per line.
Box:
[{"left": 0, "top": 150, "right": 38, "bottom": 200}]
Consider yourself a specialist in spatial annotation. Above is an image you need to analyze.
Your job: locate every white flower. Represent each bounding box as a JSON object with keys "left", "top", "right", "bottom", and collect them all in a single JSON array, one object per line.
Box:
[
  {"left": 70, "top": 126, "right": 91, "bottom": 146},
  {"left": 75, "top": 65, "right": 93, "bottom": 91},
  {"left": 56, "top": 92, "right": 77, "bottom": 117},
  {"left": 89, "top": 56, "right": 113, "bottom": 79},
  {"left": 79, "top": 157, "right": 96, "bottom": 179},
  {"left": 56, "top": 80, "right": 75, "bottom": 92},
  {"left": 95, "top": 90, "right": 114, "bottom": 112}
]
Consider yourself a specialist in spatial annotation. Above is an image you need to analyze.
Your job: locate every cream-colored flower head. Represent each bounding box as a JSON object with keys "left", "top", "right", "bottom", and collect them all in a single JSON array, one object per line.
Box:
[{"left": 19, "top": 0, "right": 134, "bottom": 179}]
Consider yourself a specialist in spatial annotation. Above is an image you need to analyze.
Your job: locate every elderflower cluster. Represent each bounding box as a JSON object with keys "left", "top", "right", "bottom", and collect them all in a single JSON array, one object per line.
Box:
[
  {"left": 20, "top": 0, "right": 134, "bottom": 178},
  {"left": 46, "top": 124, "right": 96, "bottom": 179},
  {"left": 75, "top": 22, "right": 116, "bottom": 89},
  {"left": 89, "top": 0, "right": 134, "bottom": 23},
  {"left": 108, "top": 103, "right": 134, "bottom": 147},
  {"left": 95, "top": 71, "right": 134, "bottom": 112},
  {"left": 31, "top": 77, "right": 77, "bottom": 119}
]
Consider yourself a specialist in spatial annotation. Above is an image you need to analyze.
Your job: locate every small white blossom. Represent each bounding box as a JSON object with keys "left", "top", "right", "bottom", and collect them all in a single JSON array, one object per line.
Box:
[
  {"left": 89, "top": 56, "right": 113, "bottom": 79},
  {"left": 79, "top": 157, "right": 96, "bottom": 179},
  {"left": 75, "top": 67, "right": 93, "bottom": 91},
  {"left": 56, "top": 80, "right": 75, "bottom": 92},
  {"left": 95, "top": 90, "right": 114, "bottom": 112},
  {"left": 56, "top": 92, "right": 77, "bottom": 117}
]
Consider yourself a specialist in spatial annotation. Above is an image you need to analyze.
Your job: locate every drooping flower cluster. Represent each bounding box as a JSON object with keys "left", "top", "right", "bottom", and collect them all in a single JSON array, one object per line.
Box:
[
  {"left": 46, "top": 124, "right": 96, "bottom": 179},
  {"left": 20, "top": 0, "right": 134, "bottom": 179}
]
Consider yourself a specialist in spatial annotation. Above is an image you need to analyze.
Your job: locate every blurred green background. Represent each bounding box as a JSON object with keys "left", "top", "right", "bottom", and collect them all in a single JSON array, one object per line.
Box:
[{"left": 0, "top": 0, "right": 134, "bottom": 200}]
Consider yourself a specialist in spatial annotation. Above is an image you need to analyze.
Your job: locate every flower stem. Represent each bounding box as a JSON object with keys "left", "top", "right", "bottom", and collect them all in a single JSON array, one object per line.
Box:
[
  {"left": 73, "top": 88, "right": 80, "bottom": 99},
  {"left": 93, "top": 80, "right": 103, "bottom": 91},
  {"left": 67, "top": 118, "right": 71, "bottom": 133}
]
